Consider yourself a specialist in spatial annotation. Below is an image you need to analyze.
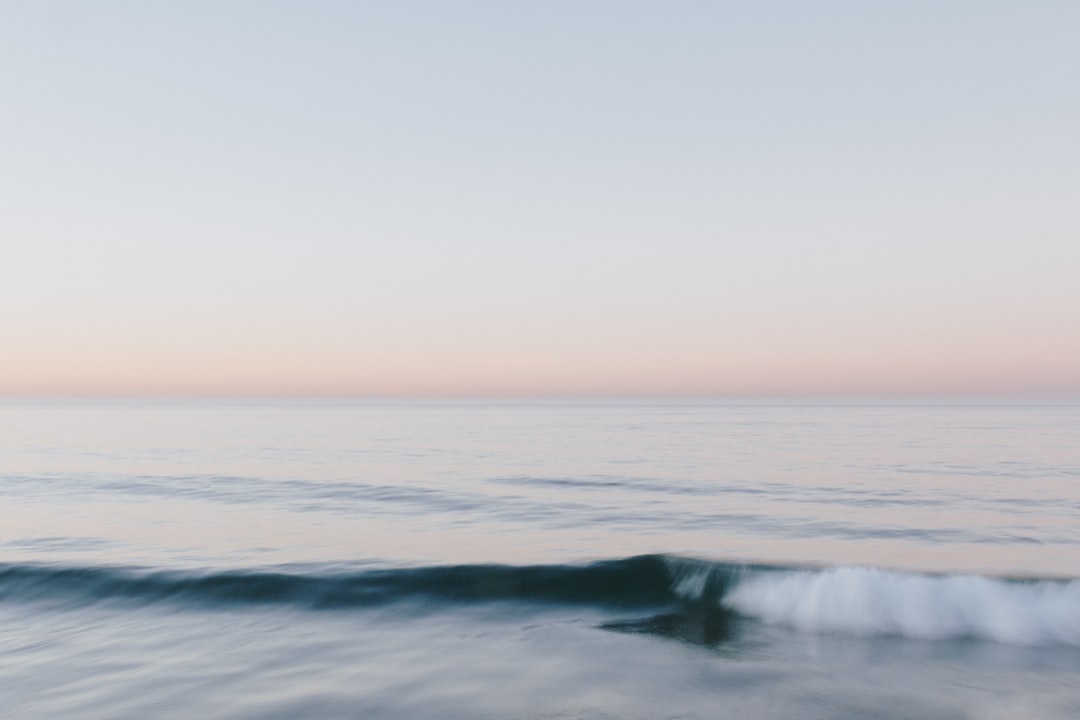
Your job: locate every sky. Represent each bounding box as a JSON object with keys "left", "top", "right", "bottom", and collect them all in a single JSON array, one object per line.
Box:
[{"left": 2, "top": 1, "right": 1078, "bottom": 398}]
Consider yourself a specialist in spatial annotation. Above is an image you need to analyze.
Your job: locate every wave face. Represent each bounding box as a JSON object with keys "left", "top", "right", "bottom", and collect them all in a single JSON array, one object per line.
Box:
[
  {"left": 0, "top": 556, "right": 673, "bottom": 611},
  {"left": 5, "top": 555, "right": 1080, "bottom": 647}
]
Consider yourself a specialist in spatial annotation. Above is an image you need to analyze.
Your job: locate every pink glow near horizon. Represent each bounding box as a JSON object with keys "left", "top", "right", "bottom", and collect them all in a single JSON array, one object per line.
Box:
[{"left": 3, "top": 3, "right": 1079, "bottom": 398}]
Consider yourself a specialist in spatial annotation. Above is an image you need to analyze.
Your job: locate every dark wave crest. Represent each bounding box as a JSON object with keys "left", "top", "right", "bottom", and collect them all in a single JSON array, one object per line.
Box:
[{"left": 0, "top": 555, "right": 683, "bottom": 611}]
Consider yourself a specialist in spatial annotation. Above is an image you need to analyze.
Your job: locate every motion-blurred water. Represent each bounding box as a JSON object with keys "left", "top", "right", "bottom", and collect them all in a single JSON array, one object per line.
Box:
[{"left": 2, "top": 399, "right": 1078, "bottom": 719}]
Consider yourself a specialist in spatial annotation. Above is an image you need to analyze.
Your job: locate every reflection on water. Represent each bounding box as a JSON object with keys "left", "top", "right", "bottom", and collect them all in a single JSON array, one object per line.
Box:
[
  {"left": 2, "top": 400, "right": 1079, "bottom": 575},
  {"left": 601, "top": 604, "right": 738, "bottom": 648}
]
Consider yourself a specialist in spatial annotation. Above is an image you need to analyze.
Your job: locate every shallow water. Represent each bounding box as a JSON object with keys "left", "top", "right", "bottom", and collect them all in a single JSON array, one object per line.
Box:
[{"left": 2, "top": 399, "right": 1079, "bottom": 718}]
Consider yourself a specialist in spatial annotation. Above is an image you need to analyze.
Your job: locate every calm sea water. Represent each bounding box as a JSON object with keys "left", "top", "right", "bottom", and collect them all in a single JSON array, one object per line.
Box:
[{"left": 2, "top": 399, "right": 1079, "bottom": 719}]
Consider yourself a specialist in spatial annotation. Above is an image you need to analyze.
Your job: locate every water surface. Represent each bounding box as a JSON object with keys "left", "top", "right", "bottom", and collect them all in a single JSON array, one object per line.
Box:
[{"left": 2, "top": 399, "right": 1078, "bottom": 718}]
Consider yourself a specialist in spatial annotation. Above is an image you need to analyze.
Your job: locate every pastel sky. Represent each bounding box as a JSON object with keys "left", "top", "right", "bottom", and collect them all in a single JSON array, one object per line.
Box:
[{"left": 3, "top": 1, "right": 1078, "bottom": 397}]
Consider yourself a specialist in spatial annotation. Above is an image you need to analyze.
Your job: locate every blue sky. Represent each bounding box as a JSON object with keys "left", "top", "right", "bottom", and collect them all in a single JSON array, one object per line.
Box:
[{"left": 3, "top": 1, "right": 1078, "bottom": 396}]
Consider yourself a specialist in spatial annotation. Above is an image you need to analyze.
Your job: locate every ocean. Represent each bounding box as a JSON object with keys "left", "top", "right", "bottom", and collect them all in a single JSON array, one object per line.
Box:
[{"left": 2, "top": 399, "right": 1078, "bottom": 719}]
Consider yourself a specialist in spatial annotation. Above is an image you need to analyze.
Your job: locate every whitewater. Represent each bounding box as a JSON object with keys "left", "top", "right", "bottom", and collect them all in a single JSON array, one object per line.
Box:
[{"left": 2, "top": 399, "right": 1079, "bottom": 719}]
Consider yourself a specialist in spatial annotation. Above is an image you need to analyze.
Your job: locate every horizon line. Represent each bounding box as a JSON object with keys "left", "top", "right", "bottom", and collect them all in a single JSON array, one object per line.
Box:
[{"left": 2, "top": 391, "right": 1079, "bottom": 405}]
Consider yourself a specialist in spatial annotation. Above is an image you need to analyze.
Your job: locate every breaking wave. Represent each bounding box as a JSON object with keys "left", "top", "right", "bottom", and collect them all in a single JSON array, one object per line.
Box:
[
  {"left": 3, "top": 555, "right": 1079, "bottom": 647},
  {"left": 669, "top": 558, "right": 1080, "bottom": 647}
]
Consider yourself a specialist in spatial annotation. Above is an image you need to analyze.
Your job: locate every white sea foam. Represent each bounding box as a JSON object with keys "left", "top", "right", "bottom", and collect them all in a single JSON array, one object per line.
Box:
[{"left": 720, "top": 566, "right": 1080, "bottom": 646}]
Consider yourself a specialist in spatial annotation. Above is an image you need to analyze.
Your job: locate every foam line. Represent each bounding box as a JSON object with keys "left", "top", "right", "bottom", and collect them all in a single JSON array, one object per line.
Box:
[{"left": 720, "top": 566, "right": 1080, "bottom": 646}]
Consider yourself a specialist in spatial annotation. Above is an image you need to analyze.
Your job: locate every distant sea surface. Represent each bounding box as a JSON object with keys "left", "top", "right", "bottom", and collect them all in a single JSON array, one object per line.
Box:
[{"left": 2, "top": 399, "right": 1079, "bottom": 719}]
